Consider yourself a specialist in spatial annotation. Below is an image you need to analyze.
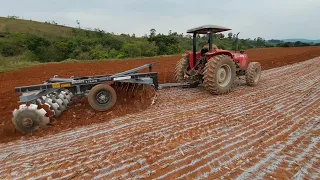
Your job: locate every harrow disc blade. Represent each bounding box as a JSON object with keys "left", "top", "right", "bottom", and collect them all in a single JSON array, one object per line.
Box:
[
  {"left": 65, "top": 94, "right": 72, "bottom": 102},
  {"left": 18, "top": 104, "right": 27, "bottom": 110},
  {"left": 49, "top": 95, "right": 66, "bottom": 112},
  {"left": 57, "top": 93, "right": 70, "bottom": 106},
  {"left": 63, "top": 89, "right": 73, "bottom": 97},
  {"left": 60, "top": 90, "right": 73, "bottom": 102},
  {"left": 56, "top": 98, "right": 66, "bottom": 111},
  {"left": 37, "top": 108, "right": 50, "bottom": 127},
  {"left": 28, "top": 103, "right": 38, "bottom": 110},
  {"left": 45, "top": 98, "right": 61, "bottom": 117},
  {"left": 110, "top": 82, "right": 156, "bottom": 106},
  {"left": 37, "top": 102, "right": 55, "bottom": 118},
  {"left": 42, "top": 96, "right": 47, "bottom": 101},
  {"left": 12, "top": 104, "right": 51, "bottom": 134},
  {"left": 12, "top": 109, "right": 19, "bottom": 117},
  {"left": 12, "top": 88, "right": 75, "bottom": 134}
]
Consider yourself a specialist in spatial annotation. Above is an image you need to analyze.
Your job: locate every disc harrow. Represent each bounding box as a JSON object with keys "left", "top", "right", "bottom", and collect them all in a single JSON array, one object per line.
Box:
[
  {"left": 12, "top": 89, "right": 74, "bottom": 134},
  {"left": 12, "top": 63, "right": 192, "bottom": 134},
  {"left": 11, "top": 63, "right": 161, "bottom": 134}
]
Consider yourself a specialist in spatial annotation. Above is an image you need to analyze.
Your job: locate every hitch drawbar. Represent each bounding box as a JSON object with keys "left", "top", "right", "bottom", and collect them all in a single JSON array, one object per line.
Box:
[{"left": 12, "top": 62, "right": 190, "bottom": 134}]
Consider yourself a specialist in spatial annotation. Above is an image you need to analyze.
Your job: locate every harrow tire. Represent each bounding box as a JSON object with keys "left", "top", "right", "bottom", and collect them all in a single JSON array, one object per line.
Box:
[
  {"left": 88, "top": 84, "right": 117, "bottom": 112},
  {"left": 203, "top": 55, "right": 236, "bottom": 95},
  {"left": 245, "top": 62, "right": 261, "bottom": 86},
  {"left": 174, "top": 57, "right": 189, "bottom": 83}
]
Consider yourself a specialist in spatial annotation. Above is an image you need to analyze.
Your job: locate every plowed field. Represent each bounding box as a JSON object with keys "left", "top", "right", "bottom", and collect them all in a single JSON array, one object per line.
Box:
[{"left": 0, "top": 46, "right": 320, "bottom": 179}]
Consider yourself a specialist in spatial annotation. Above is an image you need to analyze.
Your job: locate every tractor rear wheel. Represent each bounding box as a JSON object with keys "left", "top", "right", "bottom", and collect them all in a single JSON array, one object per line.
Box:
[
  {"left": 88, "top": 84, "right": 117, "bottom": 111},
  {"left": 203, "top": 55, "right": 236, "bottom": 94},
  {"left": 174, "top": 57, "right": 199, "bottom": 88},
  {"left": 245, "top": 62, "right": 261, "bottom": 86},
  {"left": 174, "top": 57, "right": 189, "bottom": 83}
]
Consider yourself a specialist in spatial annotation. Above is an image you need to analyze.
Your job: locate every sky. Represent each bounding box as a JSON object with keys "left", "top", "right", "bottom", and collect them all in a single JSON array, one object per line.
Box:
[{"left": 0, "top": 0, "right": 319, "bottom": 40}]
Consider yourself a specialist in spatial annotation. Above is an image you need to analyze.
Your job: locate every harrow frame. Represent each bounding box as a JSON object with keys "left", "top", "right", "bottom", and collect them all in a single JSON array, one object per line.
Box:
[
  {"left": 15, "top": 62, "right": 193, "bottom": 103},
  {"left": 15, "top": 63, "right": 160, "bottom": 102}
]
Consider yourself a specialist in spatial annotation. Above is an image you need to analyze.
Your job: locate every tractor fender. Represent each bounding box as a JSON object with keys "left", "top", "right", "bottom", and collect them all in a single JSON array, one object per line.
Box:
[{"left": 206, "top": 50, "right": 249, "bottom": 68}]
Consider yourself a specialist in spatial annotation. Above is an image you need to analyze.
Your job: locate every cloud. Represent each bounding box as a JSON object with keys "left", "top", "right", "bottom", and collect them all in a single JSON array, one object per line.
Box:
[{"left": 0, "top": 0, "right": 319, "bottom": 39}]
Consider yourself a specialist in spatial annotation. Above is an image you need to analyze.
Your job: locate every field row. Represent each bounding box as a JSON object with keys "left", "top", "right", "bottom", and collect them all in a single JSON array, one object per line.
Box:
[{"left": 0, "top": 57, "right": 319, "bottom": 179}]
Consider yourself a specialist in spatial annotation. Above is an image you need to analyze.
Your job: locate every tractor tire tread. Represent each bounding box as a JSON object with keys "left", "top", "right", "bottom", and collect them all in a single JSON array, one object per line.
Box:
[
  {"left": 174, "top": 57, "right": 189, "bottom": 82},
  {"left": 245, "top": 62, "right": 261, "bottom": 86},
  {"left": 203, "top": 55, "right": 236, "bottom": 94}
]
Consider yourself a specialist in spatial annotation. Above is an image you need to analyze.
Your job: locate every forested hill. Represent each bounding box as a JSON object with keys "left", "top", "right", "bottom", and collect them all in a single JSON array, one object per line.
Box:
[{"left": 0, "top": 16, "right": 319, "bottom": 63}]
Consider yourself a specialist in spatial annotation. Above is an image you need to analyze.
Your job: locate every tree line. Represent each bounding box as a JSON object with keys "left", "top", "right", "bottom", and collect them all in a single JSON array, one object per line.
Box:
[{"left": 0, "top": 17, "right": 319, "bottom": 63}]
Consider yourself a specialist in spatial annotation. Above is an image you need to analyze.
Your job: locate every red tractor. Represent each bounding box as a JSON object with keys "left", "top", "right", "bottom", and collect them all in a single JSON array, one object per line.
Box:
[{"left": 175, "top": 25, "right": 262, "bottom": 94}]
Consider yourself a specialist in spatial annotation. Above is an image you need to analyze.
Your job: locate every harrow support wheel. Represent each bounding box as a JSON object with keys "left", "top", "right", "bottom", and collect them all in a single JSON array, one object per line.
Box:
[
  {"left": 203, "top": 55, "right": 236, "bottom": 94},
  {"left": 245, "top": 62, "right": 261, "bottom": 86},
  {"left": 88, "top": 84, "right": 117, "bottom": 112}
]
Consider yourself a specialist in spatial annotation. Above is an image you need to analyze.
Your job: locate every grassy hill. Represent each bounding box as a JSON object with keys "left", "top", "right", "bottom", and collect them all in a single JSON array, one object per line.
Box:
[{"left": 0, "top": 17, "right": 73, "bottom": 37}]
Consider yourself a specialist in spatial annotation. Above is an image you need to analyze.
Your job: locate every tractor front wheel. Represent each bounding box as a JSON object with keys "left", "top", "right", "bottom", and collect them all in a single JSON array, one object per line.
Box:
[
  {"left": 245, "top": 62, "right": 261, "bottom": 86},
  {"left": 203, "top": 55, "right": 236, "bottom": 94},
  {"left": 88, "top": 84, "right": 117, "bottom": 111}
]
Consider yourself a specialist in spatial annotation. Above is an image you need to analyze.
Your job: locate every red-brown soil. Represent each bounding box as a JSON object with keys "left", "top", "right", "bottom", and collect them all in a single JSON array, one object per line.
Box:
[
  {"left": 0, "top": 46, "right": 320, "bottom": 143},
  {"left": 0, "top": 54, "right": 319, "bottom": 179}
]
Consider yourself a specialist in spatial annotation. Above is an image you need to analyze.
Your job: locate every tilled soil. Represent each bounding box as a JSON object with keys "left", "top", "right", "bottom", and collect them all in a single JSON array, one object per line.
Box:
[
  {"left": 0, "top": 46, "right": 320, "bottom": 144},
  {"left": 0, "top": 55, "right": 319, "bottom": 179}
]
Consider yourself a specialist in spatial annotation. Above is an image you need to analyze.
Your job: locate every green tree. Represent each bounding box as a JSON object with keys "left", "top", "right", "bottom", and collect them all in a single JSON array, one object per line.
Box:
[
  {"left": 120, "top": 43, "right": 141, "bottom": 58},
  {"left": 150, "top": 28, "right": 156, "bottom": 37},
  {"left": 167, "top": 44, "right": 183, "bottom": 54},
  {"left": 89, "top": 49, "right": 108, "bottom": 59},
  {"left": 0, "top": 17, "right": 277, "bottom": 62},
  {"left": 108, "top": 48, "right": 119, "bottom": 58},
  {"left": 148, "top": 34, "right": 179, "bottom": 55},
  {"left": 137, "top": 41, "right": 158, "bottom": 57}
]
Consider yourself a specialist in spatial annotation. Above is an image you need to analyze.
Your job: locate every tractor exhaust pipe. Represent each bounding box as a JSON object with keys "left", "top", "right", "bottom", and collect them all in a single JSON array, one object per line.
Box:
[{"left": 235, "top": 32, "right": 240, "bottom": 52}]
